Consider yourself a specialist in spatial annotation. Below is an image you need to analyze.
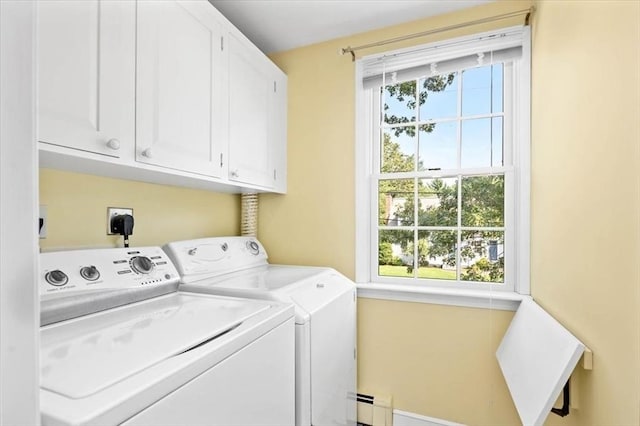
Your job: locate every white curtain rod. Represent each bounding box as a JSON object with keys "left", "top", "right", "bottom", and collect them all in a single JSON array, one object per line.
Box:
[{"left": 340, "top": 7, "right": 534, "bottom": 61}]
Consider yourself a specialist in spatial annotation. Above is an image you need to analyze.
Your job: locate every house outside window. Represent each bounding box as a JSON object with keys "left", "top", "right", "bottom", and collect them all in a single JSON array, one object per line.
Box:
[{"left": 355, "top": 26, "right": 531, "bottom": 296}]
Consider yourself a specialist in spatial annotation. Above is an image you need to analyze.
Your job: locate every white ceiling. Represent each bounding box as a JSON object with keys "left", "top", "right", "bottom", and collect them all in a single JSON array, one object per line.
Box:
[{"left": 209, "top": 0, "right": 493, "bottom": 54}]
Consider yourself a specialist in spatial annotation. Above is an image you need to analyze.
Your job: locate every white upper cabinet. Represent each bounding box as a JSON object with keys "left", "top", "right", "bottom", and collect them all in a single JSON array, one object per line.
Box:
[
  {"left": 38, "top": 0, "right": 135, "bottom": 158},
  {"left": 228, "top": 32, "right": 287, "bottom": 190},
  {"left": 37, "top": 0, "right": 287, "bottom": 193},
  {"left": 136, "top": 0, "right": 226, "bottom": 178}
]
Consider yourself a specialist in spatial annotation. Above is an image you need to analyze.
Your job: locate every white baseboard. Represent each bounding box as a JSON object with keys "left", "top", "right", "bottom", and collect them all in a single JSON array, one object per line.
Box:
[{"left": 392, "top": 409, "right": 465, "bottom": 426}]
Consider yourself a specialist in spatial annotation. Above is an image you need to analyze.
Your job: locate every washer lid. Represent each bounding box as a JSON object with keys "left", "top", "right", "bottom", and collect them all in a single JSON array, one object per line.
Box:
[{"left": 40, "top": 293, "right": 270, "bottom": 399}]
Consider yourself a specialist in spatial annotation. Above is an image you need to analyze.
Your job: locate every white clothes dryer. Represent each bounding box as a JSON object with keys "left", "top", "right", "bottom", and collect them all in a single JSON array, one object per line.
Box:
[
  {"left": 164, "top": 237, "right": 357, "bottom": 426},
  {"left": 39, "top": 246, "right": 295, "bottom": 426}
]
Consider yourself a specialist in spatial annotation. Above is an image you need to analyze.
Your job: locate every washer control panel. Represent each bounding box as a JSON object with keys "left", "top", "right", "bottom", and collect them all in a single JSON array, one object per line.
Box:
[{"left": 40, "top": 247, "right": 179, "bottom": 297}]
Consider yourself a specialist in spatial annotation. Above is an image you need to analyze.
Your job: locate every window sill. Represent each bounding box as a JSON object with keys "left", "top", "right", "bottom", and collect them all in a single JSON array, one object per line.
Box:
[{"left": 356, "top": 283, "right": 529, "bottom": 311}]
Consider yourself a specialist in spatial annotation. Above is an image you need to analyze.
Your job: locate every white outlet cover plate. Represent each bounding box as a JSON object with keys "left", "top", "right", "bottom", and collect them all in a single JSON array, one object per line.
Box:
[{"left": 107, "top": 207, "right": 133, "bottom": 235}]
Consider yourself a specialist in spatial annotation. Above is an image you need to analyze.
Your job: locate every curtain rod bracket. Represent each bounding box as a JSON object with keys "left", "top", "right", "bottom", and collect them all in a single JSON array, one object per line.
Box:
[
  {"left": 340, "top": 47, "right": 356, "bottom": 62},
  {"left": 525, "top": 5, "right": 536, "bottom": 26}
]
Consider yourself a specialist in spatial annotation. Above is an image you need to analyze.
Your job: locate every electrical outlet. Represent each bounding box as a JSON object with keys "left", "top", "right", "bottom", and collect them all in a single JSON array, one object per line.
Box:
[
  {"left": 39, "top": 205, "right": 47, "bottom": 238},
  {"left": 107, "top": 207, "right": 133, "bottom": 235}
]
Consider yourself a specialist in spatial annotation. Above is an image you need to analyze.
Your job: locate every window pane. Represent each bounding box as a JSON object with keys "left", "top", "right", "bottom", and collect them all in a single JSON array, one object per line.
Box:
[
  {"left": 381, "top": 128, "right": 416, "bottom": 173},
  {"left": 461, "top": 175, "right": 504, "bottom": 227},
  {"left": 379, "top": 179, "right": 414, "bottom": 226},
  {"left": 461, "top": 66, "right": 492, "bottom": 116},
  {"left": 383, "top": 82, "right": 416, "bottom": 125},
  {"left": 492, "top": 64, "right": 503, "bottom": 113},
  {"left": 418, "top": 73, "right": 458, "bottom": 121},
  {"left": 460, "top": 230, "right": 504, "bottom": 283},
  {"left": 418, "top": 178, "right": 458, "bottom": 226},
  {"left": 417, "top": 230, "right": 457, "bottom": 280},
  {"left": 418, "top": 121, "right": 457, "bottom": 171},
  {"left": 378, "top": 229, "right": 414, "bottom": 278},
  {"left": 461, "top": 118, "right": 491, "bottom": 168},
  {"left": 492, "top": 117, "right": 503, "bottom": 167}
]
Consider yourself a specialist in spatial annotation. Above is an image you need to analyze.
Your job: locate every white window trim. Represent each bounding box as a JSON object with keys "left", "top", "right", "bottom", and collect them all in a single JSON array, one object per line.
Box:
[
  {"left": 356, "top": 283, "right": 527, "bottom": 311},
  {"left": 354, "top": 26, "right": 531, "bottom": 310}
]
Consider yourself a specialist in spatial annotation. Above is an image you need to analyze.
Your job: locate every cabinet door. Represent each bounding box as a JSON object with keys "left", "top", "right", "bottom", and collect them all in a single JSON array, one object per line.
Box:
[
  {"left": 269, "top": 67, "right": 287, "bottom": 193},
  {"left": 227, "top": 33, "right": 272, "bottom": 188},
  {"left": 38, "top": 1, "right": 135, "bottom": 158},
  {"left": 136, "top": 0, "right": 225, "bottom": 178}
]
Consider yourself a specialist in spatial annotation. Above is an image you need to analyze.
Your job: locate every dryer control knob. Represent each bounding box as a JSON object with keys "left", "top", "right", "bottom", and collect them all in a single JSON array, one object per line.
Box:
[
  {"left": 246, "top": 240, "right": 260, "bottom": 255},
  {"left": 45, "top": 270, "right": 69, "bottom": 286}
]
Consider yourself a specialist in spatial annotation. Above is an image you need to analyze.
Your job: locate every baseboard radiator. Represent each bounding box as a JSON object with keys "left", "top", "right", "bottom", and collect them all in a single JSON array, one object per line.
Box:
[
  {"left": 357, "top": 393, "right": 465, "bottom": 426},
  {"left": 357, "top": 393, "right": 392, "bottom": 426}
]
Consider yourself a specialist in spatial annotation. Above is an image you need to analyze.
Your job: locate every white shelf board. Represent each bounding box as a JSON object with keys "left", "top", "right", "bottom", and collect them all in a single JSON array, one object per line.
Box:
[{"left": 496, "top": 298, "right": 585, "bottom": 426}]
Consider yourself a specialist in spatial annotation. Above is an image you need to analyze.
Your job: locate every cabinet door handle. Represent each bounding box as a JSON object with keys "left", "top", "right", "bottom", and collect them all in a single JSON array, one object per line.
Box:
[
  {"left": 141, "top": 148, "right": 153, "bottom": 158},
  {"left": 106, "top": 138, "right": 120, "bottom": 150},
  {"left": 230, "top": 169, "right": 239, "bottom": 178}
]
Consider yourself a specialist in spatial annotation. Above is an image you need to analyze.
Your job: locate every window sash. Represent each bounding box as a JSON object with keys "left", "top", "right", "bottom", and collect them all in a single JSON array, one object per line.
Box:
[
  {"left": 371, "top": 169, "right": 514, "bottom": 290},
  {"left": 369, "top": 60, "right": 515, "bottom": 290}
]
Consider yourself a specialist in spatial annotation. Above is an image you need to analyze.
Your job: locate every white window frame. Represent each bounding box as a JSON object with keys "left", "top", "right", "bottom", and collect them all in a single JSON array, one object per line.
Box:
[{"left": 354, "top": 26, "right": 531, "bottom": 310}]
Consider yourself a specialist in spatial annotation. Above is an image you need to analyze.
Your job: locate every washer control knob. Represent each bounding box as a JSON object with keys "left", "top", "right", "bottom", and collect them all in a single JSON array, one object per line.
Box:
[
  {"left": 80, "top": 265, "right": 100, "bottom": 281},
  {"left": 45, "top": 270, "right": 69, "bottom": 287},
  {"left": 130, "top": 256, "right": 154, "bottom": 274},
  {"left": 246, "top": 240, "right": 260, "bottom": 255},
  {"left": 106, "top": 138, "right": 120, "bottom": 150}
]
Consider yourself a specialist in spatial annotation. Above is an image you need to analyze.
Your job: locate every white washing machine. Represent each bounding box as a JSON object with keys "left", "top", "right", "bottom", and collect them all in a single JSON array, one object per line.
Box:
[
  {"left": 39, "top": 246, "right": 295, "bottom": 426},
  {"left": 163, "top": 236, "right": 357, "bottom": 426}
]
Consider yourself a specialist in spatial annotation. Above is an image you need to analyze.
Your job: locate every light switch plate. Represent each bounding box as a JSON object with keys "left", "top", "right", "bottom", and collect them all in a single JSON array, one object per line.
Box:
[{"left": 107, "top": 207, "right": 133, "bottom": 235}]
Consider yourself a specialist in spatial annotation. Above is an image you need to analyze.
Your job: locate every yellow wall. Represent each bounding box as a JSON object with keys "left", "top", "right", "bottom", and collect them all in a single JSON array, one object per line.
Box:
[
  {"left": 531, "top": 1, "right": 640, "bottom": 425},
  {"left": 358, "top": 299, "right": 519, "bottom": 425},
  {"left": 39, "top": 168, "right": 239, "bottom": 250}
]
